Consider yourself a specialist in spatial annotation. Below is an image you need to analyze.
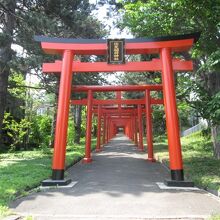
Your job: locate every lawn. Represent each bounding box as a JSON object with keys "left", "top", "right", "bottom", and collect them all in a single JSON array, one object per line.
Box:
[
  {"left": 0, "top": 138, "right": 96, "bottom": 218},
  {"left": 154, "top": 131, "right": 220, "bottom": 191}
]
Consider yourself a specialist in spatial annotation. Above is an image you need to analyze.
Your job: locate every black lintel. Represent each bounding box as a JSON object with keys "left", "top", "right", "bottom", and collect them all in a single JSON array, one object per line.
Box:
[{"left": 34, "top": 32, "right": 200, "bottom": 44}]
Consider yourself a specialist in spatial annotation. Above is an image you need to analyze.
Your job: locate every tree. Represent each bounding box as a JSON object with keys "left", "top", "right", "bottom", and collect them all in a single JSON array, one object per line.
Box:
[
  {"left": 0, "top": 0, "right": 16, "bottom": 146},
  {"left": 0, "top": 0, "right": 107, "bottom": 147},
  {"left": 117, "top": 0, "right": 220, "bottom": 157},
  {"left": 73, "top": 105, "right": 82, "bottom": 144}
]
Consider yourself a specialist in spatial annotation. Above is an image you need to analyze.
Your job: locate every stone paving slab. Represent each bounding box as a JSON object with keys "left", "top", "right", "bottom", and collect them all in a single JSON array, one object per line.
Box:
[{"left": 9, "top": 134, "right": 220, "bottom": 219}]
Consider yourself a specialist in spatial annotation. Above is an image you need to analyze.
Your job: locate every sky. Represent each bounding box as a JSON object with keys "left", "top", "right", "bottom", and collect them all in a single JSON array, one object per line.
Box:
[{"left": 89, "top": 0, "right": 133, "bottom": 39}]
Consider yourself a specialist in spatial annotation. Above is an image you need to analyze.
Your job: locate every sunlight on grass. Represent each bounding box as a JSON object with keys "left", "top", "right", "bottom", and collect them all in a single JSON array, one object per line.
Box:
[
  {"left": 209, "top": 214, "right": 220, "bottom": 220},
  {"left": 0, "top": 205, "right": 12, "bottom": 219},
  {"left": 0, "top": 138, "right": 96, "bottom": 218},
  {"left": 155, "top": 131, "right": 220, "bottom": 191}
]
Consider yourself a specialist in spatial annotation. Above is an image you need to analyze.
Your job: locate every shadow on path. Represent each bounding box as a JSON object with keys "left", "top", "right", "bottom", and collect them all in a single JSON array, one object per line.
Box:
[{"left": 10, "top": 133, "right": 220, "bottom": 219}]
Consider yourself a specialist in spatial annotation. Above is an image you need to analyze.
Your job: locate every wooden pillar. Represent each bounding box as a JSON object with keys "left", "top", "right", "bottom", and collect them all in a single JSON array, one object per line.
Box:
[
  {"left": 103, "top": 114, "right": 106, "bottom": 145},
  {"left": 145, "top": 90, "right": 155, "bottom": 162},
  {"left": 106, "top": 116, "right": 109, "bottom": 142},
  {"left": 161, "top": 47, "right": 184, "bottom": 181},
  {"left": 83, "top": 89, "right": 93, "bottom": 163},
  {"left": 51, "top": 50, "right": 73, "bottom": 183},
  {"left": 116, "top": 91, "right": 122, "bottom": 111},
  {"left": 138, "top": 105, "right": 144, "bottom": 151},
  {"left": 125, "top": 123, "right": 127, "bottom": 137},
  {"left": 128, "top": 120, "right": 131, "bottom": 139},
  {"left": 134, "top": 114, "right": 138, "bottom": 146},
  {"left": 132, "top": 115, "right": 135, "bottom": 142},
  {"left": 96, "top": 105, "right": 102, "bottom": 152}
]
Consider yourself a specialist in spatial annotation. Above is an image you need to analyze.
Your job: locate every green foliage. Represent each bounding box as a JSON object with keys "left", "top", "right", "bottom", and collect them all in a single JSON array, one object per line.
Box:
[
  {"left": 0, "top": 206, "right": 12, "bottom": 219},
  {"left": 119, "top": 0, "right": 220, "bottom": 55},
  {"left": 80, "top": 106, "right": 87, "bottom": 137},
  {"left": 0, "top": 0, "right": 107, "bottom": 148},
  {"left": 7, "top": 71, "right": 27, "bottom": 124},
  {"left": 191, "top": 83, "right": 220, "bottom": 125},
  {"left": 118, "top": 1, "right": 220, "bottom": 99},
  {"left": 2, "top": 113, "right": 32, "bottom": 151},
  {"left": 207, "top": 92, "right": 220, "bottom": 125},
  {"left": 152, "top": 105, "right": 166, "bottom": 135},
  {"left": 8, "top": 72, "right": 26, "bottom": 101},
  {"left": 67, "top": 116, "right": 75, "bottom": 145},
  {"left": 24, "top": 216, "right": 33, "bottom": 220},
  {"left": 210, "top": 215, "right": 220, "bottom": 220},
  {"left": 177, "top": 101, "right": 193, "bottom": 130},
  {"left": 29, "top": 115, "right": 52, "bottom": 149}
]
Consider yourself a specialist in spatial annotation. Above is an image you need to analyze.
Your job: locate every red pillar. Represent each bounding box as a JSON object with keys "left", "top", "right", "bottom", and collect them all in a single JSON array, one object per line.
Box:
[
  {"left": 111, "top": 121, "right": 112, "bottom": 139},
  {"left": 134, "top": 115, "right": 138, "bottom": 145},
  {"left": 131, "top": 116, "right": 135, "bottom": 141},
  {"left": 116, "top": 91, "right": 122, "bottom": 111},
  {"left": 96, "top": 105, "right": 102, "bottom": 152},
  {"left": 161, "top": 47, "right": 184, "bottom": 181},
  {"left": 103, "top": 114, "right": 107, "bottom": 144},
  {"left": 83, "top": 89, "right": 93, "bottom": 163},
  {"left": 145, "top": 90, "right": 156, "bottom": 162},
  {"left": 106, "top": 116, "right": 109, "bottom": 142},
  {"left": 115, "top": 125, "right": 117, "bottom": 136},
  {"left": 108, "top": 119, "right": 112, "bottom": 141},
  {"left": 138, "top": 105, "right": 144, "bottom": 151},
  {"left": 52, "top": 50, "right": 73, "bottom": 180},
  {"left": 132, "top": 116, "right": 135, "bottom": 141},
  {"left": 127, "top": 121, "right": 130, "bottom": 138},
  {"left": 129, "top": 119, "right": 131, "bottom": 139},
  {"left": 113, "top": 123, "right": 116, "bottom": 137},
  {"left": 125, "top": 124, "right": 128, "bottom": 137}
]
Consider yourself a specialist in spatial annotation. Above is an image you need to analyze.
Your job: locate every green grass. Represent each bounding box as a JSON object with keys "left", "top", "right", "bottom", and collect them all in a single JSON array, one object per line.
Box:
[
  {"left": 154, "top": 131, "right": 220, "bottom": 191},
  {"left": 210, "top": 215, "right": 220, "bottom": 220},
  {"left": 0, "top": 138, "right": 96, "bottom": 218}
]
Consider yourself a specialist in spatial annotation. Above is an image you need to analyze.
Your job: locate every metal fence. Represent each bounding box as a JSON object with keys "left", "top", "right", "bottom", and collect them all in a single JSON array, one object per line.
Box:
[{"left": 181, "top": 120, "right": 208, "bottom": 137}]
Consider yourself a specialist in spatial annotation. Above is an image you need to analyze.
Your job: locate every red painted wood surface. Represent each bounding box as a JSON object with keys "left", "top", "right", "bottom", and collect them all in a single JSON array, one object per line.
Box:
[
  {"left": 71, "top": 98, "right": 163, "bottom": 105},
  {"left": 42, "top": 59, "right": 193, "bottom": 73},
  {"left": 161, "top": 48, "right": 183, "bottom": 172},
  {"left": 52, "top": 50, "right": 73, "bottom": 171},
  {"left": 72, "top": 84, "right": 162, "bottom": 92}
]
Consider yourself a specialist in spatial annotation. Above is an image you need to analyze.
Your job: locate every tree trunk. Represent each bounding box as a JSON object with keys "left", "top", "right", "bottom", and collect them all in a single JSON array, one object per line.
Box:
[
  {"left": 74, "top": 105, "right": 82, "bottom": 144},
  {"left": 207, "top": 71, "right": 220, "bottom": 158},
  {"left": 50, "top": 78, "right": 59, "bottom": 148},
  {"left": 211, "top": 125, "right": 220, "bottom": 159},
  {"left": 0, "top": 0, "right": 16, "bottom": 145}
]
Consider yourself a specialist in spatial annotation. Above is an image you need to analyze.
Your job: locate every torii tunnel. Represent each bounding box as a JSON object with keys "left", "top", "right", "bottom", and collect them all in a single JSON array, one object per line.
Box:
[
  {"left": 35, "top": 32, "right": 199, "bottom": 187},
  {"left": 71, "top": 84, "right": 164, "bottom": 163}
]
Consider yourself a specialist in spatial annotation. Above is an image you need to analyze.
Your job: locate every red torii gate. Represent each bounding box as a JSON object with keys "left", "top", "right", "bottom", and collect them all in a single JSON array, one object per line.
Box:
[
  {"left": 71, "top": 85, "right": 164, "bottom": 163},
  {"left": 35, "top": 32, "right": 199, "bottom": 187},
  {"left": 72, "top": 85, "right": 163, "bottom": 162}
]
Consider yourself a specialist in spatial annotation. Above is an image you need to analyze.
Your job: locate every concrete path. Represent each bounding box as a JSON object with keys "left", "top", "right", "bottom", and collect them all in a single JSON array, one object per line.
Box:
[{"left": 10, "top": 134, "right": 220, "bottom": 219}]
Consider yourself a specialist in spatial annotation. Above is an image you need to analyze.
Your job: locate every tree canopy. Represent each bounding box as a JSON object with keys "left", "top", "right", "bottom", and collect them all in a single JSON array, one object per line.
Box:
[
  {"left": 114, "top": 0, "right": 220, "bottom": 156},
  {"left": 0, "top": 0, "right": 107, "bottom": 148}
]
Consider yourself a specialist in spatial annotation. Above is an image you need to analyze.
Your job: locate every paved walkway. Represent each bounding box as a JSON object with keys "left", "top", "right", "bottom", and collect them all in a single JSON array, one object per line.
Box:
[{"left": 10, "top": 134, "right": 220, "bottom": 219}]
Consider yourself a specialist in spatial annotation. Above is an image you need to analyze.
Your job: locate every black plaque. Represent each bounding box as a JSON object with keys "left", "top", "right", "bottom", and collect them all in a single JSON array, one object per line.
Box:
[{"left": 107, "top": 39, "right": 125, "bottom": 64}]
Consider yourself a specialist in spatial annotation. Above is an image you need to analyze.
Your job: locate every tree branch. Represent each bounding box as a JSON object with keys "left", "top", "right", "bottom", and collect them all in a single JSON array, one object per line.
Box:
[{"left": 8, "top": 85, "right": 46, "bottom": 90}]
